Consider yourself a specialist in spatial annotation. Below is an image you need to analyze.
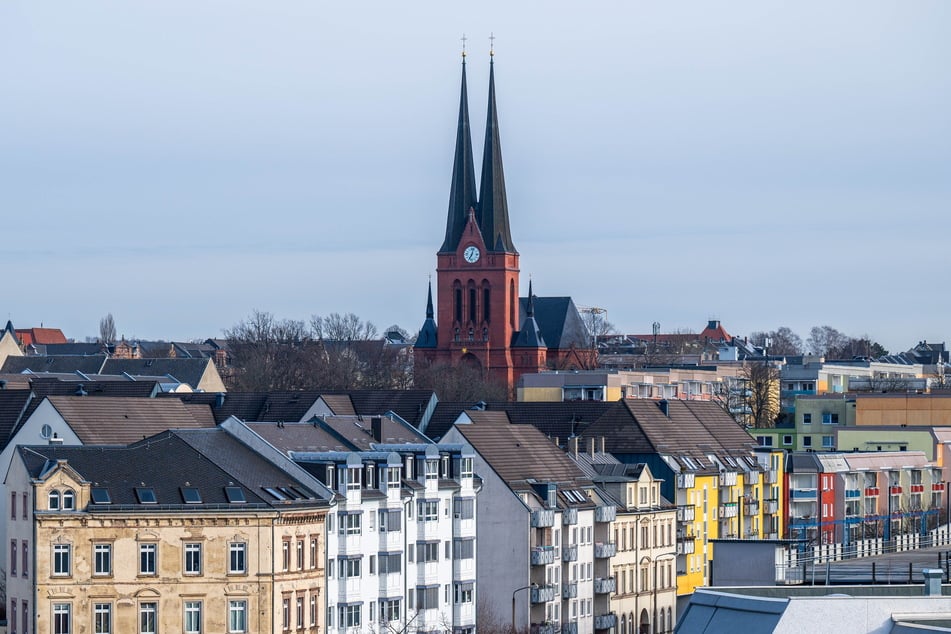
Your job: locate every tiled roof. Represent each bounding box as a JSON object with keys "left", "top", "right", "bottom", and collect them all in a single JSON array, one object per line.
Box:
[
  {"left": 0, "top": 389, "right": 32, "bottom": 449},
  {"left": 38, "top": 343, "right": 105, "bottom": 356},
  {"left": 1, "top": 355, "right": 108, "bottom": 375},
  {"left": 248, "top": 421, "right": 352, "bottom": 454},
  {"left": 250, "top": 415, "right": 430, "bottom": 454},
  {"left": 425, "top": 400, "right": 613, "bottom": 441},
  {"left": 160, "top": 391, "right": 270, "bottom": 424},
  {"left": 44, "top": 395, "right": 215, "bottom": 444},
  {"left": 21, "top": 377, "right": 160, "bottom": 422},
  {"left": 451, "top": 411, "right": 590, "bottom": 485},
  {"left": 321, "top": 394, "right": 356, "bottom": 416},
  {"left": 15, "top": 328, "right": 67, "bottom": 346}
]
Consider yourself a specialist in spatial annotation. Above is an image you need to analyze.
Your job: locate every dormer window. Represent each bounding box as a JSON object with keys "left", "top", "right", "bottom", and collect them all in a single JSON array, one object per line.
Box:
[
  {"left": 460, "top": 458, "right": 473, "bottom": 479},
  {"left": 404, "top": 456, "right": 414, "bottom": 480},
  {"left": 48, "top": 490, "right": 60, "bottom": 510},
  {"left": 388, "top": 467, "right": 401, "bottom": 489},
  {"left": 346, "top": 468, "right": 361, "bottom": 491},
  {"left": 425, "top": 460, "right": 438, "bottom": 481},
  {"left": 62, "top": 489, "right": 75, "bottom": 510}
]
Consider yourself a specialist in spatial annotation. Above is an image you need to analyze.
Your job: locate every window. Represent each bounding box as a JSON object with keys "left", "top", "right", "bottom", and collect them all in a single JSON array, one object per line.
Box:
[
  {"left": 339, "top": 557, "right": 362, "bottom": 578},
  {"left": 310, "top": 595, "right": 317, "bottom": 626},
  {"left": 425, "top": 460, "right": 438, "bottom": 481},
  {"left": 757, "top": 436, "right": 774, "bottom": 447},
  {"left": 21, "top": 541, "right": 28, "bottom": 578},
  {"left": 416, "top": 586, "right": 439, "bottom": 610},
  {"left": 296, "top": 598, "right": 304, "bottom": 630},
  {"left": 91, "top": 488, "right": 111, "bottom": 504},
  {"left": 454, "top": 582, "right": 474, "bottom": 604},
  {"left": 11, "top": 491, "right": 16, "bottom": 519},
  {"left": 381, "top": 599, "right": 401, "bottom": 622},
  {"left": 418, "top": 500, "right": 438, "bottom": 521},
  {"left": 387, "top": 467, "right": 401, "bottom": 488},
  {"left": 22, "top": 492, "right": 27, "bottom": 519},
  {"left": 139, "top": 602, "right": 157, "bottom": 634},
  {"left": 21, "top": 600, "right": 27, "bottom": 634},
  {"left": 342, "top": 604, "right": 361, "bottom": 628},
  {"left": 283, "top": 598, "right": 291, "bottom": 630},
  {"left": 310, "top": 537, "right": 319, "bottom": 569},
  {"left": 62, "top": 489, "right": 75, "bottom": 510},
  {"left": 282, "top": 540, "right": 291, "bottom": 571},
  {"left": 181, "top": 487, "right": 202, "bottom": 504},
  {"left": 803, "top": 436, "right": 813, "bottom": 448},
  {"left": 94, "top": 543, "right": 112, "bottom": 576},
  {"left": 822, "top": 413, "right": 839, "bottom": 425},
  {"left": 782, "top": 435, "right": 793, "bottom": 446},
  {"left": 10, "top": 600, "right": 15, "bottom": 634},
  {"left": 339, "top": 512, "right": 361, "bottom": 535},
  {"left": 417, "top": 541, "right": 439, "bottom": 563},
  {"left": 184, "top": 543, "right": 202, "bottom": 575},
  {"left": 379, "top": 552, "right": 401, "bottom": 574},
  {"left": 94, "top": 603, "right": 112, "bottom": 634},
  {"left": 379, "top": 509, "right": 401, "bottom": 532},
  {"left": 184, "top": 601, "right": 202, "bottom": 634},
  {"left": 229, "top": 600, "right": 247, "bottom": 633},
  {"left": 11, "top": 540, "right": 16, "bottom": 576},
  {"left": 453, "top": 538, "right": 475, "bottom": 559},
  {"left": 135, "top": 488, "right": 157, "bottom": 504},
  {"left": 345, "top": 468, "right": 360, "bottom": 491},
  {"left": 53, "top": 603, "right": 71, "bottom": 634},
  {"left": 53, "top": 543, "right": 71, "bottom": 576},
  {"left": 297, "top": 540, "right": 304, "bottom": 570},
  {"left": 48, "top": 490, "right": 60, "bottom": 510},
  {"left": 461, "top": 457, "right": 473, "bottom": 478},
  {"left": 802, "top": 413, "right": 812, "bottom": 425},
  {"left": 822, "top": 435, "right": 834, "bottom": 448},
  {"left": 453, "top": 498, "right": 474, "bottom": 519},
  {"left": 230, "top": 542, "right": 247, "bottom": 574},
  {"left": 225, "top": 487, "right": 246, "bottom": 504},
  {"left": 139, "top": 543, "right": 157, "bottom": 575}
]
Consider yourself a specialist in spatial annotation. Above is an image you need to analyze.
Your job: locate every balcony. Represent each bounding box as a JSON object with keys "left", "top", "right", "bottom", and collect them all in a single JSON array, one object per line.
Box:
[
  {"left": 532, "top": 623, "right": 557, "bottom": 634},
  {"left": 531, "top": 546, "right": 556, "bottom": 566},
  {"left": 594, "top": 614, "right": 617, "bottom": 630},
  {"left": 764, "top": 499, "right": 779, "bottom": 514},
  {"left": 719, "top": 502, "right": 738, "bottom": 519},
  {"left": 595, "top": 505, "right": 616, "bottom": 523},
  {"left": 865, "top": 487, "right": 880, "bottom": 497},
  {"left": 562, "top": 622, "right": 578, "bottom": 634},
  {"left": 765, "top": 469, "right": 779, "bottom": 484},
  {"left": 791, "top": 488, "right": 817, "bottom": 500},
  {"left": 676, "top": 505, "right": 695, "bottom": 522},
  {"left": 719, "top": 471, "right": 738, "bottom": 487},
  {"left": 845, "top": 489, "right": 861, "bottom": 499},
  {"left": 746, "top": 471, "right": 761, "bottom": 485},
  {"left": 594, "top": 542, "right": 617, "bottom": 558},
  {"left": 562, "top": 508, "right": 578, "bottom": 525},
  {"left": 744, "top": 500, "right": 760, "bottom": 515},
  {"left": 532, "top": 509, "right": 556, "bottom": 528},
  {"left": 677, "top": 473, "right": 695, "bottom": 489},
  {"left": 562, "top": 544, "right": 578, "bottom": 562},
  {"left": 594, "top": 577, "right": 616, "bottom": 594},
  {"left": 677, "top": 540, "right": 695, "bottom": 555},
  {"left": 531, "top": 585, "right": 556, "bottom": 604},
  {"left": 562, "top": 582, "right": 578, "bottom": 599},
  {"left": 677, "top": 527, "right": 695, "bottom": 542}
]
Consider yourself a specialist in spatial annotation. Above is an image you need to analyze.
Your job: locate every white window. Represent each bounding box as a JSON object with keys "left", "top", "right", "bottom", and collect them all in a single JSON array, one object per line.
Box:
[
  {"left": 229, "top": 600, "right": 247, "bottom": 633},
  {"left": 94, "top": 602, "right": 112, "bottom": 634},
  {"left": 461, "top": 457, "right": 473, "bottom": 478},
  {"left": 53, "top": 603, "right": 71, "bottom": 634},
  {"left": 342, "top": 604, "right": 361, "bottom": 628},
  {"left": 417, "top": 541, "right": 439, "bottom": 563},
  {"left": 822, "top": 435, "right": 834, "bottom": 448},
  {"left": 139, "top": 602, "right": 157, "bottom": 634},
  {"left": 418, "top": 500, "right": 438, "bottom": 521},
  {"left": 184, "top": 543, "right": 202, "bottom": 575},
  {"left": 94, "top": 543, "right": 112, "bottom": 576},
  {"left": 48, "top": 490, "right": 60, "bottom": 510},
  {"left": 339, "top": 557, "right": 362, "bottom": 578},
  {"left": 229, "top": 542, "right": 247, "bottom": 574},
  {"left": 339, "top": 513, "right": 362, "bottom": 535},
  {"left": 425, "top": 460, "right": 438, "bottom": 480},
  {"left": 455, "top": 582, "right": 474, "bottom": 604},
  {"left": 184, "top": 601, "right": 202, "bottom": 634},
  {"left": 53, "top": 543, "right": 71, "bottom": 576},
  {"left": 139, "top": 543, "right": 157, "bottom": 575},
  {"left": 62, "top": 489, "right": 75, "bottom": 510},
  {"left": 381, "top": 599, "right": 400, "bottom": 622},
  {"left": 296, "top": 597, "right": 304, "bottom": 630}
]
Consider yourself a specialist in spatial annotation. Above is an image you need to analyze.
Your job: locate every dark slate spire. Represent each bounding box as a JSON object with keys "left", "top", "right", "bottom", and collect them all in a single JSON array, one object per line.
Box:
[
  {"left": 416, "top": 281, "right": 438, "bottom": 349},
  {"left": 513, "top": 280, "right": 545, "bottom": 348},
  {"left": 478, "top": 57, "right": 517, "bottom": 254},
  {"left": 439, "top": 58, "right": 479, "bottom": 254}
]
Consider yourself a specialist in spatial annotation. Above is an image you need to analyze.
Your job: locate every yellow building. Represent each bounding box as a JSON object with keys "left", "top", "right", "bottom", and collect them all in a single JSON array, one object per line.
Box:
[{"left": 7, "top": 428, "right": 331, "bottom": 634}]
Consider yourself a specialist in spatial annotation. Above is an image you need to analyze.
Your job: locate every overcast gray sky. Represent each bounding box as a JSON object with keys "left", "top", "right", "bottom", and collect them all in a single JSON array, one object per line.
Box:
[{"left": 2, "top": 1, "right": 949, "bottom": 353}]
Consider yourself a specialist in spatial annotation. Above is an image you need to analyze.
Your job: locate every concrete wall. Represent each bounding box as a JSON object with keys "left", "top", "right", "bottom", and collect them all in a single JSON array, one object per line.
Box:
[{"left": 710, "top": 541, "right": 785, "bottom": 586}]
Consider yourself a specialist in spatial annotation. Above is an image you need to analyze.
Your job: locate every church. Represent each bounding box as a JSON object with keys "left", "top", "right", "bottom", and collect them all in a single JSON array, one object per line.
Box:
[{"left": 415, "top": 54, "right": 596, "bottom": 393}]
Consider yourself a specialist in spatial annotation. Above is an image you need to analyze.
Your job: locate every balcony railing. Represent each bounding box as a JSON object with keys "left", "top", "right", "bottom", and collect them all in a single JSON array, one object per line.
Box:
[
  {"left": 594, "top": 577, "right": 616, "bottom": 594},
  {"left": 677, "top": 540, "right": 695, "bottom": 555},
  {"left": 594, "top": 542, "right": 617, "bottom": 558},
  {"left": 532, "top": 509, "right": 556, "bottom": 528},
  {"left": 562, "top": 582, "right": 578, "bottom": 599},
  {"left": 764, "top": 499, "right": 779, "bottom": 514},
  {"left": 532, "top": 623, "right": 557, "bottom": 634},
  {"left": 531, "top": 546, "right": 556, "bottom": 566},
  {"left": 744, "top": 500, "right": 760, "bottom": 514},
  {"left": 594, "top": 614, "right": 617, "bottom": 630},
  {"left": 677, "top": 527, "right": 696, "bottom": 542},
  {"left": 890, "top": 486, "right": 902, "bottom": 495},
  {"left": 845, "top": 489, "right": 861, "bottom": 499},
  {"left": 595, "top": 505, "right": 616, "bottom": 523},
  {"left": 562, "top": 545, "right": 578, "bottom": 562},
  {"left": 719, "top": 502, "right": 738, "bottom": 518},
  {"left": 562, "top": 623, "right": 578, "bottom": 634},
  {"left": 865, "top": 487, "right": 880, "bottom": 497},
  {"left": 562, "top": 508, "right": 578, "bottom": 525},
  {"left": 791, "top": 488, "right": 817, "bottom": 500},
  {"left": 531, "top": 585, "right": 556, "bottom": 604},
  {"left": 677, "top": 473, "right": 695, "bottom": 489},
  {"left": 719, "top": 471, "right": 738, "bottom": 487},
  {"left": 676, "top": 505, "right": 695, "bottom": 522},
  {"left": 765, "top": 469, "right": 779, "bottom": 484}
]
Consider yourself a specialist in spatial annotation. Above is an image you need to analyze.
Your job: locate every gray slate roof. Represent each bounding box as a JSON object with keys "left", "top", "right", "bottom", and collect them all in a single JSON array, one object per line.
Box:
[{"left": 518, "top": 296, "right": 590, "bottom": 350}]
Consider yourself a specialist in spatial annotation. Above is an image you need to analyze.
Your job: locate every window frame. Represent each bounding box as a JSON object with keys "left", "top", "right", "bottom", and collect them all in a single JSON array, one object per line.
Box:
[
  {"left": 94, "top": 543, "right": 112, "bottom": 576},
  {"left": 229, "top": 600, "right": 247, "bottom": 633},
  {"left": 184, "top": 601, "right": 202, "bottom": 634},
  {"left": 139, "top": 542, "right": 157, "bottom": 576},
  {"left": 52, "top": 543, "right": 71, "bottom": 577},
  {"left": 184, "top": 542, "right": 202, "bottom": 575},
  {"left": 94, "top": 602, "right": 113, "bottom": 634},
  {"left": 229, "top": 541, "right": 248, "bottom": 575}
]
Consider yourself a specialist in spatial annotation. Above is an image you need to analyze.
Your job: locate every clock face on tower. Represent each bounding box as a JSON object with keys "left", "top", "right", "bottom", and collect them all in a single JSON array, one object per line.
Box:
[{"left": 463, "top": 246, "right": 481, "bottom": 263}]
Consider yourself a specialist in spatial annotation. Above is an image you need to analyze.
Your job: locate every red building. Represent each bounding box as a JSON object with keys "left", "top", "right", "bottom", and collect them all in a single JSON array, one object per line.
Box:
[{"left": 415, "top": 57, "right": 594, "bottom": 393}]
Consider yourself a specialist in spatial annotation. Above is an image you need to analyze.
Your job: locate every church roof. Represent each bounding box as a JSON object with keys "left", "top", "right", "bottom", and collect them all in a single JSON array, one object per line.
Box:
[
  {"left": 439, "top": 60, "right": 478, "bottom": 253},
  {"left": 416, "top": 282, "right": 438, "bottom": 348},
  {"left": 477, "top": 59, "right": 516, "bottom": 253},
  {"left": 518, "top": 296, "right": 590, "bottom": 350},
  {"left": 513, "top": 283, "right": 546, "bottom": 348}
]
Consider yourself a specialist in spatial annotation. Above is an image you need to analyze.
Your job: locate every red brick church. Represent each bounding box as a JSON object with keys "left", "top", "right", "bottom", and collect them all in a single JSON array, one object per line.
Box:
[{"left": 415, "top": 56, "right": 596, "bottom": 392}]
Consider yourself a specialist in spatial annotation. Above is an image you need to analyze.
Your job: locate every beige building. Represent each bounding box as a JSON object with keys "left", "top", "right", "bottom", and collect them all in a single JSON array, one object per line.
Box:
[
  {"left": 0, "top": 321, "right": 23, "bottom": 370},
  {"left": 6, "top": 427, "right": 332, "bottom": 634}
]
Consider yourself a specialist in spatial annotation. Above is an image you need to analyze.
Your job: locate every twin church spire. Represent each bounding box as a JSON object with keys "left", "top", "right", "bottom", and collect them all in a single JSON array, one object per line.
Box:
[{"left": 439, "top": 57, "right": 516, "bottom": 255}]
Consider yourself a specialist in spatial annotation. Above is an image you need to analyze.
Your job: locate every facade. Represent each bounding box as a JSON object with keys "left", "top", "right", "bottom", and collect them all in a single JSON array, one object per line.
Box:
[
  {"left": 414, "top": 58, "right": 594, "bottom": 394},
  {"left": 442, "top": 411, "right": 614, "bottom": 634},
  {"left": 0, "top": 320, "right": 24, "bottom": 369},
  {"left": 6, "top": 427, "right": 333, "bottom": 634}
]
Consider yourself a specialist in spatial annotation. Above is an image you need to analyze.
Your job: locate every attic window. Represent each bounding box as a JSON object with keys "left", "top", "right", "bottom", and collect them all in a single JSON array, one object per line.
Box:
[
  {"left": 135, "top": 487, "right": 157, "bottom": 504},
  {"left": 278, "top": 487, "right": 303, "bottom": 500},
  {"left": 225, "top": 487, "right": 246, "bottom": 504},
  {"left": 263, "top": 487, "right": 287, "bottom": 501},
  {"left": 90, "top": 488, "right": 111, "bottom": 504},
  {"left": 181, "top": 487, "right": 202, "bottom": 504}
]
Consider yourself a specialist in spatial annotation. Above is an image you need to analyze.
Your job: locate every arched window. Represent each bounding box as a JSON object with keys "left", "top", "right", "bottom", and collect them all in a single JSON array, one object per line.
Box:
[
  {"left": 509, "top": 280, "right": 516, "bottom": 328},
  {"left": 468, "top": 286, "right": 477, "bottom": 324},
  {"left": 620, "top": 614, "right": 626, "bottom": 634},
  {"left": 667, "top": 608, "right": 673, "bottom": 633},
  {"left": 658, "top": 609, "right": 665, "bottom": 634},
  {"left": 62, "top": 489, "right": 75, "bottom": 510},
  {"left": 454, "top": 286, "right": 463, "bottom": 323},
  {"left": 482, "top": 284, "right": 491, "bottom": 323},
  {"left": 48, "top": 490, "right": 60, "bottom": 510}
]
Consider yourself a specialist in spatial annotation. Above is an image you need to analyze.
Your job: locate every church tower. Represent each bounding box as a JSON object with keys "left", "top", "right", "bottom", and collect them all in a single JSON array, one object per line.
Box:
[{"left": 416, "top": 53, "right": 542, "bottom": 391}]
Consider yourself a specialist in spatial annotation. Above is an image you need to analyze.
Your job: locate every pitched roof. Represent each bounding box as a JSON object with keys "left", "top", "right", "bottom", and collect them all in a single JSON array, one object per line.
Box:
[
  {"left": 20, "top": 377, "right": 160, "bottom": 422},
  {"left": 451, "top": 411, "right": 590, "bottom": 485},
  {"left": 43, "top": 395, "right": 215, "bottom": 444},
  {"left": 320, "top": 394, "right": 356, "bottom": 416},
  {"left": 15, "top": 327, "right": 67, "bottom": 346},
  {"left": 102, "top": 358, "right": 212, "bottom": 389},
  {"left": 440, "top": 59, "right": 479, "bottom": 254},
  {"left": 0, "top": 389, "right": 31, "bottom": 448},
  {"left": 518, "top": 296, "right": 590, "bottom": 350},
  {"left": 477, "top": 60, "right": 516, "bottom": 254},
  {"left": 425, "top": 400, "right": 613, "bottom": 441},
  {"left": 1, "top": 355, "right": 108, "bottom": 375},
  {"left": 248, "top": 415, "right": 429, "bottom": 454}
]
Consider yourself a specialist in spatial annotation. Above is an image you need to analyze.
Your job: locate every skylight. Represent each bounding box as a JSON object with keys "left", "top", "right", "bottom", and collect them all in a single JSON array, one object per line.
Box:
[
  {"left": 263, "top": 487, "right": 287, "bottom": 501},
  {"left": 181, "top": 487, "right": 202, "bottom": 504},
  {"left": 225, "top": 486, "right": 246, "bottom": 504},
  {"left": 90, "top": 488, "right": 111, "bottom": 504},
  {"left": 135, "top": 487, "right": 157, "bottom": 504}
]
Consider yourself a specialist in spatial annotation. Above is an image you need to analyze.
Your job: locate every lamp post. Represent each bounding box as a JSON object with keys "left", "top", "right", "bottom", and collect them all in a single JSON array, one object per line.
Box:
[{"left": 512, "top": 584, "right": 536, "bottom": 633}]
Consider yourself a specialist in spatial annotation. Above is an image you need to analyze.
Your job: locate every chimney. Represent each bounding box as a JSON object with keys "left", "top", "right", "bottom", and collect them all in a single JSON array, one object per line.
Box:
[
  {"left": 553, "top": 436, "right": 560, "bottom": 448},
  {"left": 569, "top": 437, "right": 579, "bottom": 459},
  {"left": 215, "top": 392, "right": 226, "bottom": 409},
  {"left": 658, "top": 399, "right": 670, "bottom": 417},
  {"left": 600, "top": 437, "right": 606, "bottom": 454},
  {"left": 371, "top": 417, "right": 383, "bottom": 443},
  {"left": 589, "top": 437, "right": 596, "bottom": 458},
  {"left": 923, "top": 568, "right": 943, "bottom": 595},
  {"left": 49, "top": 433, "right": 64, "bottom": 446}
]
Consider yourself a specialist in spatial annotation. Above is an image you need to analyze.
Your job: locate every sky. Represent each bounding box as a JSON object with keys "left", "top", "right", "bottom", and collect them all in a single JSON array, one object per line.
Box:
[{"left": 2, "top": 2, "right": 949, "bottom": 354}]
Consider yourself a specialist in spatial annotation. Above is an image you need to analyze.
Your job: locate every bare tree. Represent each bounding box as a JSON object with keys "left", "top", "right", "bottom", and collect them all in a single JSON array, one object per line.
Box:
[
  {"left": 414, "top": 361, "right": 509, "bottom": 402},
  {"left": 750, "top": 327, "right": 803, "bottom": 355},
  {"left": 99, "top": 313, "right": 117, "bottom": 344},
  {"left": 224, "top": 310, "right": 317, "bottom": 391},
  {"left": 741, "top": 361, "right": 780, "bottom": 428},
  {"left": 580, "top": 308, "right": 616, "bottom": 344},
  {"left": 807, "top": 325, "right": 849, "bottom": 357}
]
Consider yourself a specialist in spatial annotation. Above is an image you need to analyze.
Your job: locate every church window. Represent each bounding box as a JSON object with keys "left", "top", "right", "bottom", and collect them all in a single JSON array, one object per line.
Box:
[
  {"left": 454, "top": 287, "right": 462, "bottom": 323},
  {"left": 509, "top": 281, "right": 516, "bottom": 328},
  {"left": 482, "top": 287, "right": 491, "bottom": 323},
  {"left": 468, "top": 287, "right": 477, "bottom": 323}
]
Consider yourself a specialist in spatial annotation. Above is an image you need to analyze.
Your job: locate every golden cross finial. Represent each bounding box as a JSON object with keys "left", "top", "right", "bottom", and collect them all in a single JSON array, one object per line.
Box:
[
  {"left": 489, "top": 32, "right": 495, "bottom": 57},
  {"left": 461, "top": 34, "right": 468, "bottom": 58}
]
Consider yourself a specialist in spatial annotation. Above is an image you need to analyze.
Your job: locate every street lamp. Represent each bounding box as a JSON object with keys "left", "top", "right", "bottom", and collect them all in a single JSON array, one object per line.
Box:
[{"left": 512, "top": 583, "right": 537, "bottom": 633}]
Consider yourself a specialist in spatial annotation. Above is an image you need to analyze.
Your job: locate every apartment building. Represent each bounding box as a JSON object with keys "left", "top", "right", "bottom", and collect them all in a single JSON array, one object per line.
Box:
[{"left": 6, "top": 427, "right": 332, "bottom": 634}]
